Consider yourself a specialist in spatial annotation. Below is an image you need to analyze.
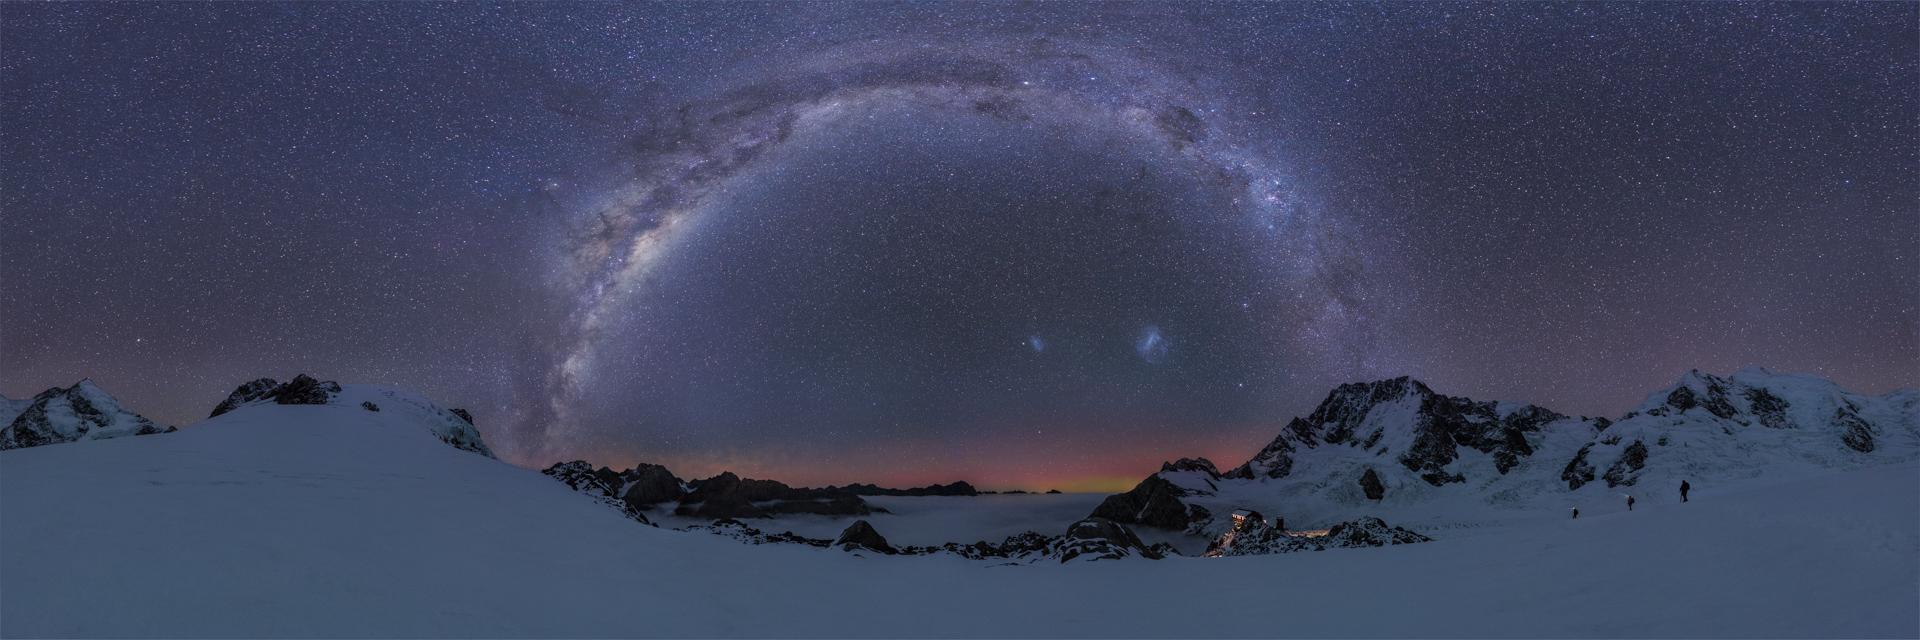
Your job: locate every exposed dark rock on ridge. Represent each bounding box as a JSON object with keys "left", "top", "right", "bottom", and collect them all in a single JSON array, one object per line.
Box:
[
  {"left": 208, "top": 374, "right": 341, "bottom": 418},
  {"left": 1360, "top": 467, "right": 1385, "bottom": 500},
  {"left": 1, "top": 380, "right": 171, "bottom": 450},
  {"left": 1160, "top": 457, "right": 1221, "bottom": 477},
  {"left": 833, "top": 520, "right": 897, "bottom": 554},
  {"left": 1224, "top": 377, "right": 1573, "bottom": 486},
  {"left": 1207, "top": 514, "right": 1430, "bottom": 557},
  {"left": 1602, "top": 440, "right": 1649, "bottom": 487},
  {"left": 830, "top": 481, "right": 978, "bottom": 496},
  {"left": 540, "top": 461, "right": 657, "bottom": 525},
  {"left": 675, "top": 471, "right": 875, "bottom": 519},
  {"left": 1088, "top": 474, "right": 1209, "bottom": 531},
  {"left": 1055, "top": 517, "right": 1164, "bottom": 562}
]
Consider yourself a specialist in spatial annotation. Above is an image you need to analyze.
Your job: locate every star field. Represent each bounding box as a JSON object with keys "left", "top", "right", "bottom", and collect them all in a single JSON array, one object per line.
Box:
[{"left": 2, "top": 3, "right": 1913, "bottom": 489}]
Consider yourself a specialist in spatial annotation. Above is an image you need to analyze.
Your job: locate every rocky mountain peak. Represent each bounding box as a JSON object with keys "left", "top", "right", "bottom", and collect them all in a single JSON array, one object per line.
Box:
[
  {"left": 0, "top": 379, "right": 171, "bottom": 450},
  {"left": 1089, "top": 474, "right": 1212, "bottom": 531},
  {"left": 1159, "top": 457, "right": 1220, "bottom": 478},
  {"left": 1223, "top": 376, "right": 1570, "bottom": 485},
  {"left": 208, "top": 374, "right": 342, "bottom": 418},
  {"left": 833, "top": 520, "right": 897, "bottom": 554}
]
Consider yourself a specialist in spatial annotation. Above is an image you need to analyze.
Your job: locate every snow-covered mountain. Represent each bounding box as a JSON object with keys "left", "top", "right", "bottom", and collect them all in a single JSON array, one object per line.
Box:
[
  {"left": 1, "top": 374, "right": 1914, "bottom": 636},
  {"left": 1099, "top": 369, "right": 1919, "bottom": 534},
  {"left": 2, "top": 379, "right": 1912, "bottom": 636},
  {"left": 0, "top": 379, "right": 171, "bottom": 450},
  {"left": 206, "top": 374, "right": 494, "bottom": 458}
]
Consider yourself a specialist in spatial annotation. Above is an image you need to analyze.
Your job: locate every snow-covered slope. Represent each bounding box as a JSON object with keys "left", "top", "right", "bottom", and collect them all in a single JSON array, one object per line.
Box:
[
  {"left": 0, "top": 379, "right": 170, "bottom": 450},
  {"left": 2, "top": 393, "right": 1913, "bottom": 637},
  {"left": 1565, "top": 368, "right": 1920, "bottom": 492},
  {"left": 205, "top": 375, "right": 495, "bottom": 458},
  {"left": 1101, "top": 370, "right": 1918, "bottom": 537}
]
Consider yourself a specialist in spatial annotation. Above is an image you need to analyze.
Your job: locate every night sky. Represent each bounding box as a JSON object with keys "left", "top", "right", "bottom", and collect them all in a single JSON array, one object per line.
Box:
[{"left": 3, "top": 3, "right": 1914, "bottom": 490}]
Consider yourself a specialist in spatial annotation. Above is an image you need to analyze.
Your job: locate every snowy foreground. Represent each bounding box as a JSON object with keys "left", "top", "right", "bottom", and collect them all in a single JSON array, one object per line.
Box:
[{"left": 4, "top": 392, "right": 1918, "bottom": 638}]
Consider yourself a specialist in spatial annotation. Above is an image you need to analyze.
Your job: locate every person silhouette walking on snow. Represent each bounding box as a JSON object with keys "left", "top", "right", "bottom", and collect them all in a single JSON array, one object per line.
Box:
[
  {"left": 1626, "top": 495, "right": 1636, "bottom": 511},
  {"left": 1571, "top": 507, "right": 1579, "bottom": 520},
  {"left": 1680, "top": 480, "right": 1690, "bottom": 503}
]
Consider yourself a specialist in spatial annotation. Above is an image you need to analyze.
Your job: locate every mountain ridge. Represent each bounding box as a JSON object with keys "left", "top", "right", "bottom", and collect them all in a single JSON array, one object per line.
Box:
[{"left": 1094, "top": 368, "right": 1919, "bottom": 535}]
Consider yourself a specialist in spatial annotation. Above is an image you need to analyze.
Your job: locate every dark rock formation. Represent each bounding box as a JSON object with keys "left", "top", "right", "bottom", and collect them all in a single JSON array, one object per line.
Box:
[
  {"left": 540, "top": 460, "right": 655, "bottom": 525},
  {"left": 674, "top": 472, "right": 872, "bottom": 519},
  {"left": 1, "top": 380, "right": 170, "bottom": 450},
  {"left": 210, "top": 378, "right": 280, "bottom": 418},
  {"left": 1562, "top": 444, "right": 1596, "bottom": 490},
  {"left": 1360, "top": 467, "right": 1385, "bottom": 500},
  {"left": 1745, "top": 388, "right": 1792, "bottom": 429},
  {"left": 1653, "top": 372, "right": 1742, "bottom": 420},
  {"left": 831, "top": 481, "right": 978, "bottom": 496},
  {"left": 361, "top": 401, "right": 380, "bottom": 412},
  {"left": 685, "top": 519, "right": 829, "bottom": 548},
  {"left": 208, "top": 374, "right": 340, "bottom": 418},
  {"left": 832, "top": 520, "right": 896, "bottom": 554},
  {"left": 272, "top": 374, "right": 340, "bottom": 406},
  {"left": 1055, "top": 517, "right": 1162, "bottom": 562},
  {"left": 1208, "top": 515, "right": 1429, "bottom": 557},
  {"left": 1089, "top": 475, "right": 1201, "bottom": 530},
  {"left": 915, "top": 531, "right": 1058, "bottom": 561},
  {"left": 1322, "top": 517, "right": 1433, "bottom": 547},
  {"left": 1602, "top": 440, "right": 1649, "bottom": 487},
  {"left": 1836, "top": 404, "right": 1876, "bottom": 452},
  {"left": 1225, "top": 377, "right": 1578, "bottom": 486},
  {"left": 449, "top": 408, "right": 474, "bottom": 424},
  {"left": 619, "top": 464, "right": 686, "bottom": 508},
  {"left": 1160, "top": 457, "right": 1221, "bottom": 478}
]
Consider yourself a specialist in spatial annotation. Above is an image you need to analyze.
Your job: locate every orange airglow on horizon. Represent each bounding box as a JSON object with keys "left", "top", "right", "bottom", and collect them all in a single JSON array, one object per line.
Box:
[{"left": 532, "top": 428, "right": 1271, "bottom": 494}]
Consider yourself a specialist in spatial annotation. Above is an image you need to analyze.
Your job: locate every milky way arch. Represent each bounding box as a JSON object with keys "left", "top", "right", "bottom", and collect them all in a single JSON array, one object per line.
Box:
[{"left": 516, "top": 34, "right": 1378, "bottom": 461}]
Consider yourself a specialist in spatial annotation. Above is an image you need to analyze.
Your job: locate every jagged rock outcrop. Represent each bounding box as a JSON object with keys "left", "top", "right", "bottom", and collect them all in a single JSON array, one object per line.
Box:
[
  {"left": 209, "top": 378, "right": 280, "bottom": 417},
  {"left": 619, "top": 464, "right": 686, "bottom": 508},
  {"left": 914, "top": 531, "right": 1059, "bottom": 561},
  {"left": 0, "top": 380, "right": 171, "bottom": 450},
  {"left": 273, "top": 375, "right": 340, "bottom": 406},
  {"left": 1836, "top": 405, "right": 1877, "bottom": 452},
  {"left": 832, "top": 520, "right": 897, "bottom": 554},
  {"left": 1320, "top": 517, "right": 1433, "bottom": 547},
  {"left": 1089, "top": 474, "right": 1208, "bottom": 530},
  {"left": 832, "top": 481, "right": 978, "bottom": 496},
  {"left": 675, "top": 472, "right": 872, "bottom": 519},
  {"left": 1360, "top": 467, "right": 1385, "bottom": 500},
  {"left": 208, "top": 374, "right": 342, "bottom": 418},
  {"left": 1225, "top": 377, "right": 1578, "bottom": 487},
  {"left": 684, "top": 519, "right": 829, "bottom": 547},
  {"left": 1207, "top": 515, "right": 1429, "bottom": 557},
  {"left": 1054, "top": 517, "right": 1163, "bottom": 562},
  {"left": 540, "top": 461, "right": 657, "bottom": 525},
  {"left": 1601, "top": 440, "right": 1648, "bottom": 487},
  {"left": 1562, "top": 445, "right": 1597, "bottom": 490},
  {"left": 1160, "top": 457, "right": 1220, "bottom": 477}
]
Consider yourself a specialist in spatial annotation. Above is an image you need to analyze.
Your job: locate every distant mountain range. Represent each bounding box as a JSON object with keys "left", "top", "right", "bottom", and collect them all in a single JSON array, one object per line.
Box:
[
  {"left": 6, "top": 367, "right": 1913, "bottom": 548},
  {"left": 1090, "top": 368, "right": 1918, "bottom": 536}
]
